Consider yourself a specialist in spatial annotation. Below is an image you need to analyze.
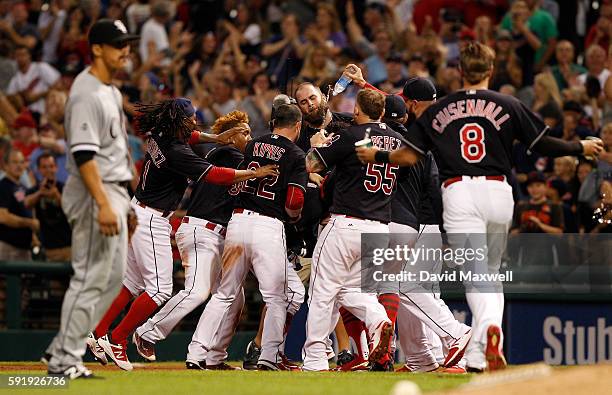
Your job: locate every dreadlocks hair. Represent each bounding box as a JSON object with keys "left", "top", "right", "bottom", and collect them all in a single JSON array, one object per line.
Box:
[
  {"left": 134, "top": 100, "right": 195, "bottom": 142},
  {"left": 211, "top": 111, "right": 249, "bottom": 135}
]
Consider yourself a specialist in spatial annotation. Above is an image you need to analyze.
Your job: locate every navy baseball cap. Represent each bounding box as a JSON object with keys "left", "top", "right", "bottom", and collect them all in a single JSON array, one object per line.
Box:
[
  {"left": 526, "top": 171, "right": 547, "bottom": 185},
  {"left": 88, "top": 19, "right": 139, "bottom": 47},
  {"left": 174, "top": 98, "right": 195, "bottom": 118},
  {"left": 385, "top": 95, "right": 407, "bottom": 120},
  {"left": 401, "top": 77, "right": 437, "bottom": 102}
]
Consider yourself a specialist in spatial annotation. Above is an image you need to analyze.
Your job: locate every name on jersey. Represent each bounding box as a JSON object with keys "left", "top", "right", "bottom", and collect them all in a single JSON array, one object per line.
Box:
[
  {"left": 371, "top": 135, "right": 402, "bottom": 151},
  {"left": 252, "top": 142, "right": 285, "bottom": 161},
  {"left": 146, "top": 138, "right": 166, "bottom": 167},
  {"left": 432, "top": 99, "right": 510, "bottom": 133}
]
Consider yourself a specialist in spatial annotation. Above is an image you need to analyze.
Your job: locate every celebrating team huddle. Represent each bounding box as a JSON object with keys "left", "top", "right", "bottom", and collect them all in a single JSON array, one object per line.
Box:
[{"left": 44, "top": 19, "right": 604, "bottom": 379}]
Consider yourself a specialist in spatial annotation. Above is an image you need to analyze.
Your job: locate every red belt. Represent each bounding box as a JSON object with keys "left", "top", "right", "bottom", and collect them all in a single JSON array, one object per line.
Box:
[
  {"left": 182, "top": 216, "right": 226, "bottom": 236},
  {"left": 442, "top": 175, "right": 506, "bottom": 188},
  {"left": 136, "top": 200, "right": 172, "bottom": 218}
]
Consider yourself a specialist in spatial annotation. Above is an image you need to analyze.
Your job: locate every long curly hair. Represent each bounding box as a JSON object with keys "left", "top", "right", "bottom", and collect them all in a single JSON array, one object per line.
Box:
[
  {"left": 211, "top": 110, "right": 249, "bottom": 134},
  {"left": 135, "top": 100, "right": 196, "bottom": 141}
]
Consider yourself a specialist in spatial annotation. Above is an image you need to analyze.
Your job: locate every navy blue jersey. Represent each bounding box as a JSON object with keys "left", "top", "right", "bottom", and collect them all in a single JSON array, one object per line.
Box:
[
  {"left": 237, "top": 134, "right": 308, "bottom": 221},
  {"left": 186, "top": 143, "right": 244, "bottom": 226},
  {"left": 405, "top": 89, "right": 548, "bottom": 182},
  {"left": 313, "top": 122, "right": 404, "bottom": 223},
  {"left": 135, "top": 136, "right": 213, "bottom": 211},
  {"left": 296, "top": 111, "right": 353, "bottom": 152}
]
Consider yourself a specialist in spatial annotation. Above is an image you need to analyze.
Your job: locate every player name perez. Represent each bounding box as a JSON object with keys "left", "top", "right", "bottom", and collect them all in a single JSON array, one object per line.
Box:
[{"left": 373, "top": 270, "right": 514, "bottom": 282}]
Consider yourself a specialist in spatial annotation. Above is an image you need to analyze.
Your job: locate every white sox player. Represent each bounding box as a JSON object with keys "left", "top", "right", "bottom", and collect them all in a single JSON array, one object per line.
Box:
[{"left": 356, "top": 42, "right": 603, "bottom": 372}]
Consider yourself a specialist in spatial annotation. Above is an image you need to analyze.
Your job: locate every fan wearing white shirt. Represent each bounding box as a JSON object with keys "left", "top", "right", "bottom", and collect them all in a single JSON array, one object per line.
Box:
[
  {"left": 6, "top": 46, "right": 60, "bottom": 116},
  {"left": 139, "top": 0, "right": 171, "bottom": 62}
]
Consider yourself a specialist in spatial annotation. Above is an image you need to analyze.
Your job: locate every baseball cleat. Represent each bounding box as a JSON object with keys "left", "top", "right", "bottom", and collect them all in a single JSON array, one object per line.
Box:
[
  {"left": 98, "top": 334, "right": 133, "bottom": 371},
  {"left": 48, "top": 364, "right": 94, "bottom": 379},
  {"left": 335, "top": 350, "right": 354, "bottom": 367},
  {"left": 368, "top": 321, "right": 393, "bottom": 364},
  {"left": 369, "top": 359, "right": 394, "bottom": 372},
  {"left": 443, "top": 329, "right": 472, "bottom": 368},
  {"left": 205, "top": 362, "right": 242, "bottom": 370},
  {"left": 86, "top": 332, "right": 108, "bottom": 365},
  {"left": 40, "top": 352, "right": 52, "bottom": 366},
  {"left": 395, "top": 362, "right": 439, "bottom": 373},
  {"left": 334, "top": 356, "right": 369, "bottom": 371},
  {"left": 257, "top": 360, "right": 280, "bottom": 371},
  {"left": 440, "top": 365, "right": 467, "bottom": 374},
  {"left": 185, "top": 360, "right": 205, "bottom": 370},
  {"left": 278, "top": 353, "right": 300, "bottom": 371},
  {"left": 466, "top": 366, "right": 484, "bottom": 373},
  {"left": 243, "top": 340, "right": 261, "bottom": 370},
  {"left": 485, "top": 325, "right": 507, "bottom": 371},
  {"left": 133, "top": 332, "right": 156, "bottom": 362}
]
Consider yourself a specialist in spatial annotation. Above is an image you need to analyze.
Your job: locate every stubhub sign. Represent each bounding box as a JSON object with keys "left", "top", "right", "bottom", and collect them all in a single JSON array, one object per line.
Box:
[{"left": 506, "top": 301, "right": 611, "bottom": 365}]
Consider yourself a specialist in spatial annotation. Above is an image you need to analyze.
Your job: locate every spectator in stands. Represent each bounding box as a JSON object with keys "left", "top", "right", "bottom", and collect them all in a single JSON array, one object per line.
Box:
[
  {"left": 551, "top": 41, "right": 586, "bottom": 91},
  {"left": 139, "top": 0, "right": 172, "bottom": 63},
  {"left": 37, "top": 0, "right": 68, "bottom": 65},
  {"left": 551, "top": 155, "right": 581, "bottom": 204},
  {"left": 490, "top": 29, "right": 523, "bottom": 91},
  {"left": 500, "top": 0, "right": 558, "bottom": 73},
  {"left": 474, "top": 15, "right": 495, "bottom": 47},
  {"left": 222, "top": 2, "right": 262, "bottom": 55},
  {"left": 57, "top": 6, "right": 88, "bottom": 70},
  {"left": 532, "top": 72, "right": 563, "bottom": 119},
  {"left": 0, "top": 2, "right": 39, "bottom": 50},
  {"left": 126, "top": 0, "right": 150, "bottom": 33},
  {"left": 511, "top": 171, "right": 564, "bottom": 234},
  {"left": 578, "top": 44, "right": 610, "bottom": 90},
  {"left": 239, "top": 71, "right": 275, "bottom": 139},
  {"left": 0, "top": 35, "right": 16, "bottom": 92},
  {"left": 585, "top": 1, "right": 612, "bottom": 54},
  {"left": 346, "top": 1, "right": 394, "bottom": 85},
  {"left": 553, "top": 100, "right": 594, "bottom": 140},
  {"left": 24, "top": 152, "right": 70, "bottom": 261},
  {"left": 0, "top": 148, "right": 38, "bottom": 260},
  {"left": 311, "top": 2, "right": 347, "bottom": 56},
  {"left": 11, "top": 111, "right": 38, "bottom": 160},
  {"left": 378, "top": 53, "right": 407, "bottom": 93},
  {"left": 261, "top": 13, "right": 306, "bottom": 89},
  {"left": 29, "top": 120, "right": 68, "bottom": 184},
  {"left": 299, "top": 44, "right": 337, "bottom": 87},
  {"left": 6, "top": 45, "right": 60, "bottom": 117}
]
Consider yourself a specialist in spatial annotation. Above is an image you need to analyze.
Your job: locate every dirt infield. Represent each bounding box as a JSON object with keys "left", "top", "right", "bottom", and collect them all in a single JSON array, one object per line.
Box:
[{"left": 436, "top": 364, "right": 612, "bottom": 395}]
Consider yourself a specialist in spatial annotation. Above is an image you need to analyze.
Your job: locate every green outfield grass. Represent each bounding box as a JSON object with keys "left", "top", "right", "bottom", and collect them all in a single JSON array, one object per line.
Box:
[{"left": 0, "top": 362, "right": 472, "bottom": 395}]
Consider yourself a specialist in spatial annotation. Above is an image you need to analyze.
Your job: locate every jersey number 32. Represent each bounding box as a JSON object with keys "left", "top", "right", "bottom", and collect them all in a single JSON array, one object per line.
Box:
[{"left": 460, "top": 123, "right": 486, "bottom": 163}]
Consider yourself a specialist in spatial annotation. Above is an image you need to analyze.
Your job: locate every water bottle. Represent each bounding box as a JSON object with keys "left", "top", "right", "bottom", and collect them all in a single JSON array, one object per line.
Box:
[
  {"left": 354, "top": 127, "right": 373, "bottom": 149},
  {"left": 332, "top": 74, "right": 352, "bottom": 96}
]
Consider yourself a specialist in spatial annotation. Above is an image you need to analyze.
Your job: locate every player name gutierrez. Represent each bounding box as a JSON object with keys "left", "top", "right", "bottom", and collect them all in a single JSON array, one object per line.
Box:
[
  {"left": 252, "top": 142, "right": 286, "bottom": 161},
  {"left": 431, "top": 99, "right": 511, "bottom": 133}
]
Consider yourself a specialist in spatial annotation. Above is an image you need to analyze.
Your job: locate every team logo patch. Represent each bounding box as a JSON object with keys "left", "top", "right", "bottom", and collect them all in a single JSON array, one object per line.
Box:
[
  {"left": 321, "top": 134, "right": 340, "bottom": 147},
  {"left": 114, "top": 20, "right": 128, "bottom": 34}
]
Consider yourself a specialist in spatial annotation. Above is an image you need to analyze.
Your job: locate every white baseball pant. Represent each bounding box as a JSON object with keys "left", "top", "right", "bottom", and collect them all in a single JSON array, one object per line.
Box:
[
  {"left": 192, "top": 210, "right": 289, "bottom": 365},
  {"left": 442, "top": 177, "right": 513, "bottom": 370},
  {"left": 135, "top": 217, "right": 243, "bottom": 351},
  {"left": 303, "top": 215, "right": 392, "bottom": 371},
  {"left": 123, "top": 198, "right": 173, "bottom": 306}
]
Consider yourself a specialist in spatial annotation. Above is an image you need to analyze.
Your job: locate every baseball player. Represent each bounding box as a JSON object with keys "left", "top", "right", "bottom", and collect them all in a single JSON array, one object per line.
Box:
[
  {"left": 356, "top": 42, "right": 604, "bottom": 372},
  {"left": 190, "top": 104, "right": 308, "bottom": 371},
  {"left": 127, "top": 111, "right": 251, "bottom": 369},
  {"left": 302, "top": 89, "right": 404, "bottom": 371},
  {"left": 45, "top": 19, "right": 139, "bottom": 379},
  {"left": 89, "top": 99, "right": 278, "bottom": 371}
]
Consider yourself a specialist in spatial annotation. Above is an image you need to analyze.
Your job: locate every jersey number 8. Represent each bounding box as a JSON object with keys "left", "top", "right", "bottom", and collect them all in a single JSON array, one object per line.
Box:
[
  {"left": 242, "top": 161, "right": 278, "bottom": 200},
  {"left": 460, "top": 123, "right": 486, "bottom": 163},
  {"left": 364, "top": 163, "right": 399, "bottom": 195}
]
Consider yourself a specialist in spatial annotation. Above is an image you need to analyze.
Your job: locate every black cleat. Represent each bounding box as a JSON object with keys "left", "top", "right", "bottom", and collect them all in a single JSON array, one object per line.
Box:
[
  {"left": 186, "top": 360, "right": 206, "bottom": 370},
  {"left": 243, "top": 340, "right": 261, "bottom": 370},
  {"left": 336, "top": 350, "right": 354, "bottom": 367}
]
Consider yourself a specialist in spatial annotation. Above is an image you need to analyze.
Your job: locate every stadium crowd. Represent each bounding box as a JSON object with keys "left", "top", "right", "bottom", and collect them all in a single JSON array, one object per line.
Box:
[{"left": 0, "top": 0, "right": 611, "bottom": 327}]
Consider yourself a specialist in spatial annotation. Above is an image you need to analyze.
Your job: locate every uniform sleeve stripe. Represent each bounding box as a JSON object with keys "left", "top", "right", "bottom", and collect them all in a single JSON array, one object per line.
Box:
[
  {"left": 311, "top": 148, "right": 328, "bottom": 168},
  {"left": 288, "top": 182, "right": 306, "bottom": 192},
  {"left": 195, "top": 164, "right": 214, "bottom": 183},
  {"left": 527, "top": 126, "right": 549, "bottom": 152},
  {"left": 70, "top": 143, "right": 100, "bottom": 153}
]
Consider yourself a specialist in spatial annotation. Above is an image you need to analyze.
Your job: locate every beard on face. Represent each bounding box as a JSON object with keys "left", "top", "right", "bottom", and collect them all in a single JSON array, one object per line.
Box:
[{"left": 303, "top": 97, "right": 329, "bottom": 127}]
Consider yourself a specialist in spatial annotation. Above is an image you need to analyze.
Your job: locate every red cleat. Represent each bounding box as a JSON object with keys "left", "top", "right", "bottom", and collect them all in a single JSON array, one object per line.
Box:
[
  {"left": 443, "top": 329, "right": 471, "bottom": 368},
  {"left": 485, "top": 325, "right": 507, "bottom": 371}
]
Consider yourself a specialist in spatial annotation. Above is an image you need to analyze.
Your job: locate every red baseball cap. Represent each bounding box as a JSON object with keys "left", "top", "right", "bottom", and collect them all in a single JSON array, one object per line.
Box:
[{"left": 13, "top": 112, "right": 37, "bottom": 129}]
